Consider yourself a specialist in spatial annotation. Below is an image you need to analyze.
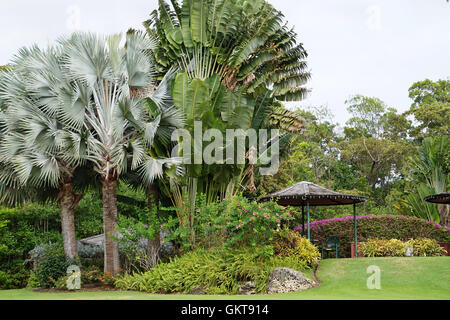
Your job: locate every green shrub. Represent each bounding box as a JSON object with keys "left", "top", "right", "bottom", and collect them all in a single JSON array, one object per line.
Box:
[
  {"left": 115, "top": 246, "right": 317, "bottom": 294},
  {"left": 28, "top": 243, "right": 73, "bottom": 288},
  {"left": 273, "top": 229, "right": 321, "bottom": 265},
  {"left": 81, "top": 265, "right": 104, "bottom": 284},
  {"left": 359, "top": 239, "right": 406, "bottom": 257},
  {"left": 37, "top": 255, "right": 71, "bottom": 288},
  {"left": 406, "top": 238, "right": 447, "bottom": 256},
  {"left": 295, "top": 214, "right": 450, "bottom": 257},
  {"left": 0, "top": 262, "right": 29, "bottom": 289},
  {"left": 162, "top": 195, "right": 295, "bottom": 252},
  {"left": 359, "top": 238, "right": 446, "bottom": 257},
  {"left": 26, "top": 270, "right": 40, "bottom": 289}
]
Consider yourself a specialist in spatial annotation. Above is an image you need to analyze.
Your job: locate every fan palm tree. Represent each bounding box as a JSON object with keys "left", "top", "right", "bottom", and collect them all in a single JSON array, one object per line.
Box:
[
  {"left": 0, "top": 47, "right": 91, "bottom": 259},
  {"left": 59, "top": 32, "right": 183, "bottom": 274}
]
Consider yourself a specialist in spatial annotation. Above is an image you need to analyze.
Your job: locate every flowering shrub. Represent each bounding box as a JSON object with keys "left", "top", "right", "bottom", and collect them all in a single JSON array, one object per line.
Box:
[
  {"left": 294, "top": 214, "right": 450, "bottom": 257},
  {"left": 162, "top": 195, "right": 295, "bottom": 253}
]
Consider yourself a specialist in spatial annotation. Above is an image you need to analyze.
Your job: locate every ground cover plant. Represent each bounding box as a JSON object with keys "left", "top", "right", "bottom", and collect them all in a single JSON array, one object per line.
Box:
[{"left": 114, "top": 244, "right": 319, "bottom": 294}]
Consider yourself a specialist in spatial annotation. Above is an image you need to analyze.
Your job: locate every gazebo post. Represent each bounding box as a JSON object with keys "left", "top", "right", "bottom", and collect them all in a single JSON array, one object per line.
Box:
[
  {"left": 353, "top": 203, "right": 357, "bottom": 258},
  {"left": 307, "top": 199, "right": 311, "bottom": 241},
  {"left": 301, "top": 205, "right": 305, "bottom": 237}
]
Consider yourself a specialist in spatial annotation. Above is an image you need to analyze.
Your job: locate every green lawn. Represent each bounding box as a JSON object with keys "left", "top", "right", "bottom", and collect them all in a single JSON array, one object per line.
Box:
[{"left": 1, "top": 257, "right": 449, "bottom": 300}]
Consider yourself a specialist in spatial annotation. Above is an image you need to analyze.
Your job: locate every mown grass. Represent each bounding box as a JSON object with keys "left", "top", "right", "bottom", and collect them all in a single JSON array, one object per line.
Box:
[{"left": 0, "top": 257, "right": 448, "bottom": 300}]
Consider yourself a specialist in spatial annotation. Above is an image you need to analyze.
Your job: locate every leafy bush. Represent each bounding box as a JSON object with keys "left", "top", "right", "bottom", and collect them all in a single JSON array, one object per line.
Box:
[
  {"left": 114, "top": 205, "right": 162, "bottom": 273},
  {"left": 26, "top": 243, "right": 74, "bottom": 288},
  {"left": 26, "top": 270, "right": 40, "bottom": 289},
  {"left": 359, "top": 239, "right": 406, "bottom": 257},
  {"left": 273, "top": 229, "right": 321, "bottom": 265},
  {"left": 0, "top": 262, "right": 29, "bottom": 289},
  {"left": 359, "top": 238, "right": 446, "bottom": 257},
  {"left": 79, "top": 265, "right": 102, "bottom": 284},
  {"left": 115, "top": 245, "right": 318, "bottom": 295},
  {"left": 0, "top": 200, "right": 102, "bottom": 289},
  {"left": 162, "top": 195, "right": 295, "bottom": 252},
  {"left": 406, "top": 238, "right": 447, "bottom": 256},
  {"left": 295, "top": 214, "right": 450, "bottom": 257},
  {"left": 36, "top": 254, "right": 71, "bottom": 288}
]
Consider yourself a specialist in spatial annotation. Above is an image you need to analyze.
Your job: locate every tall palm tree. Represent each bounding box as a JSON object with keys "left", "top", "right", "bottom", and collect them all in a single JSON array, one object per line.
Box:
[
  {"left": 0, "top": 46, "right": 90, "bottom": 259},
  {"left": 60, "top": 32, "right": 183, "bottom": 274}
]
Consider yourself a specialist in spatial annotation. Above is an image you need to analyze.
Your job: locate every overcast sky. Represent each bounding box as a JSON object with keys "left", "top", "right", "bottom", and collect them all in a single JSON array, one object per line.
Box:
[{"left": 0, "top": 0, "right": 449, "bottom": 124}]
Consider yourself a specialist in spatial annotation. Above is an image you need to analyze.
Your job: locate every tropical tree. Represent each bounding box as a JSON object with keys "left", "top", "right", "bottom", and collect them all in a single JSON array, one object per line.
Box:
[
  {"left": 406, "top": 78, "right": 450, "bottom": 139},
  {"left": 0, "top": 46, "right": 91, "bottom": 259},
  {"left": 340, "top": 95, "right": 414, "bottom": 204},
  {"left": 396, "top": 136, "right": 449, "bottom": 226},
  {"left": 59, "top": 32, "right": 183, "bottom": 274},
  {"left": 144, "top": 0, "right": 308, "bottom": 213}
]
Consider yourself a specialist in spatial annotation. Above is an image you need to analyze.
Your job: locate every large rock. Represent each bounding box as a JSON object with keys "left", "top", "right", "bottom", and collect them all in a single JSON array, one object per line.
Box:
[{"left": 266, "top": 267, "right": 316, "bottom": 294}]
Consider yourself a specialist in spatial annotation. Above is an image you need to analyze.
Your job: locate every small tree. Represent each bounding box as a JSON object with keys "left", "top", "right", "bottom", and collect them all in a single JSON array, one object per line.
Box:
[{"left": 60, "top": 32, "right": 183, "bottom": 274}]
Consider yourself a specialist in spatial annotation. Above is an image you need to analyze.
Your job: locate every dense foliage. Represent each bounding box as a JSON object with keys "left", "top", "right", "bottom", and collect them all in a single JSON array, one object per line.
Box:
[
  {"left": 160, "top": 195, "right": 295, "bottom": 252},
  {"left": 115, "top": 242, "right": 318, "bottom": 294},
  {"left": 294, "top": 214, "right": 450, "bottom": 257},
  {"left": 359, "top": 238, "right": 447, "bottom": 257}
]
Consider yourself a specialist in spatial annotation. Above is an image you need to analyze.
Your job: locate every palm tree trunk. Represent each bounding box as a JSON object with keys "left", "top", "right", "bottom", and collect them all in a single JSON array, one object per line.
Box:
[
  {"left": 146, "top": 184, "right": 160, "bottom": 268},
  {"left": 60, "top": 182, "right": 77, "bottom": 259},
  {"left": 102, "top": 178, "right": 120, "bottom": 275}
]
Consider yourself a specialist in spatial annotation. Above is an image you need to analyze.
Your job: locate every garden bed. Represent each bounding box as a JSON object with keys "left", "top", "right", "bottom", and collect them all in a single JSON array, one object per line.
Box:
[{"left": 350, "top": 241, "right": 450, "bottom": 258}]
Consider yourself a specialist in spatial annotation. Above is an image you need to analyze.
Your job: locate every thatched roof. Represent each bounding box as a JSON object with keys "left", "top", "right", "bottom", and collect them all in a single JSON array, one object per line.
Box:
[
  {"left": 79, "top": 234, "right": 106, "bottom": 246},
  {"left": 259, "top": 181, "right": 366, "bottom": 206},
  {"left": 424, "top": 193, "right": 450, "bottom": 204}
]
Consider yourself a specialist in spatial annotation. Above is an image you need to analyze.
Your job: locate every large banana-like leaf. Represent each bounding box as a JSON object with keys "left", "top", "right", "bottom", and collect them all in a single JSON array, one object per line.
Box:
[{"left": 190, "top": 0, "right": 208, "bottom": 45}]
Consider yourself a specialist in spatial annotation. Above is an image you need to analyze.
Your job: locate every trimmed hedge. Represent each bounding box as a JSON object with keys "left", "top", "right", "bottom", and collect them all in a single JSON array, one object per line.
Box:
[{"left": 295, "top": 214, "right": 450, "bottom": 257}]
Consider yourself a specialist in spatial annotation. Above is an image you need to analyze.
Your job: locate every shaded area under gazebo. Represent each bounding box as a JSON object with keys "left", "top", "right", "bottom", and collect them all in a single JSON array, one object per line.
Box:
[
  {"left": 424, "top": 193, "right": 450, "bottom": 205},
  {"left": 259, "top": 181, "right": 366, "bottom": 258}
]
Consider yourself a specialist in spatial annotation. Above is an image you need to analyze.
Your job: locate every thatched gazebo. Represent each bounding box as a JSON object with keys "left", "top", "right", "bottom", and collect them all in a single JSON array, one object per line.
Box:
[
  {"left": 424, "top": 193, "right": 450, "bottom": 205},
  {"left": 259, "top": 181, "right": 366, "bottom": 257}
]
